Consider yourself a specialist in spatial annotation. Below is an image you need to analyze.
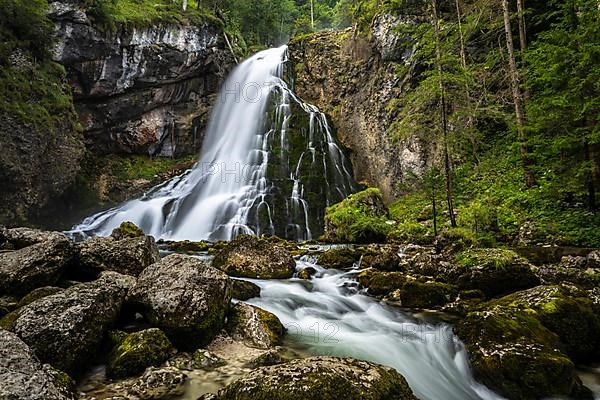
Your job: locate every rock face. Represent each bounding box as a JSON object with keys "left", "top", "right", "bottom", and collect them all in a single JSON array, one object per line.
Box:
[
  {"left": 289, "top": 19, "right": 426, "bottom": 202},
  {"left": 215, "top": 356, "right": 418, "bottom": 400},
  {"left": 107, "top": 328, "right": 174, "bottom": 379},
  {"left": 0, "top": 234, "right": 72, "bottom": 296},
  {"left": 50, "top": 2, "right": 235, "bottom": 158},
  {"left": 73, "top": 234, "right": 160, "bottom": 277},
  {"left": 0, "top": 329, "right": 75, "bottom": 400},
  {"left": 0, "top": 227, "right": 69, "bottom": 250},
  {"left": 10, "top": 272, "right": 135, "bottom": 375},
  {"left": 226, "top": 303, "right": 285, "bottom": 349},
  {"left": 128, "top": 254, "right": 232, "bottom": 349},
  {"left": 212, "top": 235, "right": 296, "bottom": 279}
]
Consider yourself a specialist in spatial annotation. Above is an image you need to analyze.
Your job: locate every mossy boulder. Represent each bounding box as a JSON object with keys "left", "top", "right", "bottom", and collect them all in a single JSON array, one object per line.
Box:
[
  {"left": 226, "top": 303, "right": 285, "bottom": 349},
  {"left": 212, "top": 235, "right": 295, "bottom": 279},
  {"left": 215, "top": 356, "right": 418, "bottom": 400},
  {"left": 358, "top": 269, "right": 406, "bottom": 296},
  {"left": 0, "top": 295, "right": 18, "bottom": 317},
  {"left": 316, "top": 247, "right": 360, "bottom": 269},
  {"left": 128, "top": 254, "right": 231, "bottom": 350},
  {"left": 17, "top": 286, "right": 63, "bottom": 308},
  {"left": 192, "top": 349, "right": 225, "bottom": 370},
  {"left": 107, "top": 328, "right": 174, "bottom": 379},
  {"left": 323, "top": 188, "right": 392, "bottom": 244},
  {"left": 399, "top": 280, "right": 456, "bottom": 309},
  {"left": 0, "top": 227, "right": 68, "bottom": 250},
  {"left": 298, "top": 266, "right": 317, "bottom": 279},
  {"left": 231, "top": 279, "right": 261, "bottom": 301},
  {"left": 164, "top": 240, "right": 210, "bottom": 253},
  {"left": 360, "top": 245, "right": 402, "bottom": 271},
  {"left": 491, "top": 285, "right": 600, "bottom": 363},
  {"left": 453, "top": 248, "right": 540, "bottom": 297},
  {"left": 456, "top": 295, "right": 594, "bottom": 400},
  {"left": 110, "top": 221, "right": 145, "bottom": 240}
]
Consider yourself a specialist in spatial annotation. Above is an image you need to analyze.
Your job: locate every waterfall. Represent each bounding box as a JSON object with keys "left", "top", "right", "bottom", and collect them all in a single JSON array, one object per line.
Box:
[{"left": 70, "top": 46, "right": 356, "bottom": 241}]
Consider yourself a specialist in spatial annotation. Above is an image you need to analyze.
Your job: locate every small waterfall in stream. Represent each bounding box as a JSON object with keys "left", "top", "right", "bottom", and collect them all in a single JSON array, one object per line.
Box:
[
  {"left": 71, "top": 46, "right": 356, "bottom": 241},
  {"left": 245, "top": 255, "right": 506, "bottom": 400}
]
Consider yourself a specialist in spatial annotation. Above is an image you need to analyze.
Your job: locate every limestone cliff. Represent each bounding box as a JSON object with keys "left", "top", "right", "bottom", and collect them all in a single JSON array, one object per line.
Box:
[
  {"left": 49, "top": 1, "right": 235, "bottom": 158},
  {"left": 288, "top": 16, "right": 431, "bottom": 202}
]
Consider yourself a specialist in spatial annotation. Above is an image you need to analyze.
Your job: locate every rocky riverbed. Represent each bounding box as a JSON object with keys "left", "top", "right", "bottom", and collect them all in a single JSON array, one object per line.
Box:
[{"left": 1, "top": 223, "right": 599, "bottom": 399}]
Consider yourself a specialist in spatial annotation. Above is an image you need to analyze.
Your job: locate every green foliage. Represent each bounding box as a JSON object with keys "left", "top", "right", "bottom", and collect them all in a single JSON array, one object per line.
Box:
[
  {"left": 324, "top": 188, "right": 392, "bottom": 243},
  {"left": 0, "top": 0, "right": 54, "bottom": 61},
  {"left": 455, "top": 248, "right": 525, "bottom": 271}
]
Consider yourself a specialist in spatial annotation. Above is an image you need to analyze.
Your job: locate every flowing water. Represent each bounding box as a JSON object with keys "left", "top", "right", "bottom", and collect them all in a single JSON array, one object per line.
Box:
[
  {"left": 70, "top": 46, "right": 356, "bottom": 241},
  {"left": 244, "top": 255, "right": 506, "bottom": 400}
]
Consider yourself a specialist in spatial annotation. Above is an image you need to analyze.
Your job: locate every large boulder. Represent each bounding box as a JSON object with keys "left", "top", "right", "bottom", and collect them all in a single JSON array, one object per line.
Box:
[
  {"left": 9, "top": 272, "right": 134, "bottom": 375},
  {"left": 107, "top": 328, "right": 174, "bottom": 379},
  {"left": 212, "top": 235, "right": 295, "bottom": 279},
  {"left": 0, "top": 329, "right": 75, "bottom": 400},
  {"left": 226, "top": 303, "right": 285, "bottom": 349},
  {"left": 453, "top": 248, "right": 540, "bottom": 298},
  {"left": 358, "top": 269, "right": 407, "bottom": 296},
  {"left": 360, "top": 245, "right": 402, "bottom": 271},
  {"left": 231, "top": 279, "right": 261, "bottom": 301},
  {"left": 215, "top": 356, "right": 418, "bottom": 400},
  {"left": 128, "top": 254, "right": 231, "bottom": 349},
  {"left": 0, "top": 235, "right": 72, "bottom": 296},
  {"left": 72, "top": 229, "right": 159, "bottom": 278},
  {"left": 491, "top": 285, "right": 600, "bottom": 363},
  {"left": 316, "top": 247, "right": 360, "bottom": 269},
  {"left": 0, "top": 227, "right": 68, "bottom": 250},
  {"left": 456, "top": 299, "right": 593, "bottom": 399}
]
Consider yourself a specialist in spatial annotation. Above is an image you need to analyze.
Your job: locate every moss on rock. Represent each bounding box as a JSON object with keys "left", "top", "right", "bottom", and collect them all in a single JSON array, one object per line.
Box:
[
  {"left": 316, "top": 247, "right": 360, "bottom": 269},
  {"left": 358, "top": 269, "right": 406, "bottom": 296},
  {"left": 231, "top": 279, "right": 261, "bottom": 301},
  {"left": 399, "top": 280, "right": 456, "bottom": 309},
  {"left": 107, "top": 328, "right": 174, "bottom": 379},
  {"left": 323, "top": 188, "right": 392, "bottom": 243},
  {"left": 110, "top": 221, "right": 145, "bottom": 240},
  {"left": 226, "top": 303, "right": 285, "bottom": 349}
]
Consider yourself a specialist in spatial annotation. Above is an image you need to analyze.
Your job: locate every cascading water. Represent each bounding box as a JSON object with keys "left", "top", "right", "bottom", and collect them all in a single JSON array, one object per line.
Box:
[
  {"left": 70, "top": 46, "right": 356, "bottom": 241},
  {"left": 246, "top": 255, "right": 506, "bottom": 400}
]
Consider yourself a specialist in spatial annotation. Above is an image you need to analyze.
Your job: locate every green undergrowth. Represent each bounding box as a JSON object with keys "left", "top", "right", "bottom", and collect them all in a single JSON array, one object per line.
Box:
[
  {"left": 87, "top": 0, "right": 223, "bottom": 31},
  {"left": 388, "top": 137, "right": 600, "bottom": 247},
  {"left": 109, "top": 154, "right": 197, "bottom": 182}
]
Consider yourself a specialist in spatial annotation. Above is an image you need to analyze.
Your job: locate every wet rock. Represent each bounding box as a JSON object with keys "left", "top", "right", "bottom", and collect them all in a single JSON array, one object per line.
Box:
[
  {"left": 226, "top": 303, "right": 285, "bottom": 349},
  {"left": 81, "top": 366, "right": 187, "bottom": 400},
  {"left": 559, "top": 255, "right": 588, "bottom": 269},
  {"left": 10, "top": 271, "right": 134, "bottom": 375},
  {"left": 0, "top": 235, "right": 72, "bottom": 296},
  {"left": 0, "top": 295, "right": 18, "bottom": 317},
  {"left": 532, "top": 263, "right": 599, "bottom": 289},
  {"left": 491, "top": 285, "right": 600, "bottom": 363},
  {"left": 107, "top": 328, "right": 174, "bottom": 379},
  {"left": 586, "top": 250, "right": 600, "bottom": 268},
  {"left": 192, "top": 349, "right": 225, "bottom": 370},
  {"left": 245, "top": 348, "right": 286, "bottom": 368},
  {"left": 212, "top": 235, "right": 295, "bottom": 279},
  {"left": 297, "top": 266, "right": 317, "bottom": 279},
  {"left": 360, "top": 245, "right": 402, "bottom": 271},
  {"left": 110, "top": 221, "right": 145, "bottom": 240},
  {"left": 0, "top": 329, "right": 76, "bottom": 400},
  {"left": 358, "top": 269, "right": 406, "bottom": 296},
  {"left": 231, "top": 279, "right": 261, "bottom": 300},
  {"left": 316, "top": 247, "right": 360, "bottom": 269},
  {"left": 399, "top": 280, "right": 456, "bottom": 309},
  {"left": 128, "top": 254, "right": 231, "bottom": 349},
  {"left": 164, "top": 239, "right": 210, "bottom": 253},
  {"left": 453, "top": 248, "right": 540, "bottom": 297},
  {"left": 456, "top": 305, "right": 591, "bottom": 400},
  {"left": 215, "top": 356, "right": 418, "bottom": 400}
]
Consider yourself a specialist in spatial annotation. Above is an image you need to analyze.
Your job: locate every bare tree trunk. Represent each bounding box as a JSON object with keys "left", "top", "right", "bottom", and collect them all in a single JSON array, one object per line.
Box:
[
  {"left": 516, "top": 0, "right": 527, "bottom": 53},
  {"left": 432, "top": 0, "right": 457, "bottom": 227},
  {"left": 310, "top": 0, "right": 315, "bottom": 31},
  {"left": 432, "top": 179, "right": 438, "bottom": 237},
  {"left": 455, "top": 0, "right": 467, "bottom": 68},
  {"left": 182, "top": 0, "right": 187, "bottom": 11},
  {"left": 502, "top": 0, "right": 535, "bottom": 187},
  {"left": 584, "top": 139, "right": 597, "bottom": 212}
]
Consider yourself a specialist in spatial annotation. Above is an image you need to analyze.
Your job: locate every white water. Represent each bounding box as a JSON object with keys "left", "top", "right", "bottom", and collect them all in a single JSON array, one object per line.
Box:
[
  {"left": 70, "top": 46, "right": 355, "bottom": 241},
  {"left": 246, "top": 256, "right": 506, "bottom": 400}
]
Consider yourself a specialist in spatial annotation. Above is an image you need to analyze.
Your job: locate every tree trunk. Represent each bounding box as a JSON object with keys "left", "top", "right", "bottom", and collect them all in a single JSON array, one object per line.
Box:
[
  {"left": 182, "top": 0, "right": 187, "bottom": 11},
  {"left": 310, "top": 0, "right": 315, "bottom": 31},
  {"left": 432, "top": 0, "right": 457, "bottom": 227},
  {"left": 432, "top": 180, "right": 438, "bottom": 237},
  {"left": 584, "top": 140, "right": 597, "bottom": 212},
  {"left": 502, "top": 0, "right": 535, "bottom": 187},
  {"left": 516, "top": 0, "right": 527, "bottom": 53},
  {"left": 455, "top": 0, "right": 467, "bottom": 68}
]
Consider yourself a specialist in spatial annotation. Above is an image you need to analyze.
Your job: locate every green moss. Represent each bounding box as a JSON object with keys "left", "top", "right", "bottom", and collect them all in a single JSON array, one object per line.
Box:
[
  {"left": 455, "top": 248, "right": 525, "bottom": 270},
  {"left": 110, "top": 154, "right": 196, "bottom": 183},
  {"left": 358, "top": 269, "right": 406, "bottom": 296},
  {"left": 399, "top": 280, "right": 456, "bottom": 309},
  {"left": 165, "top": 240, "right": 210, "bottom": 253},
  {"left": 106, "top": 328, "right": 173, "bottom": 379},
  {"left": 111, "top": 221, "right": 145, "bottom": 239},
  {"left": 317, "top": 248, "right": 360, "bottom": 269},
  {"left": 324, "top": 188, "right": 391, "bottom": 243},
  {"left": 18, "top": 287, "right": 62, "bottom": 307},
  {"left": 0, "top": 309, "right": 19, "bottom": 330}
]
